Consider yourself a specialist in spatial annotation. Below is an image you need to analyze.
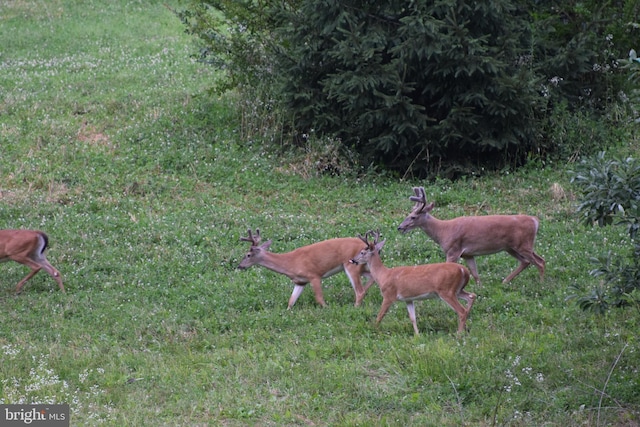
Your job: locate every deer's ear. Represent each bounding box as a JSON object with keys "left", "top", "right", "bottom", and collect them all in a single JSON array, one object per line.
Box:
[
  {"left": 260, "top": 240, "right": 272, "bottom": 250},
  {"left": 375, "top": 240, "right": 386, "bottom": 252}
]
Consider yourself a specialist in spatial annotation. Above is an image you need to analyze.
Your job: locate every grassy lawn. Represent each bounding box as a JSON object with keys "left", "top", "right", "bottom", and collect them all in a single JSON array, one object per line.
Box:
[{"left": 0, "top": 1, "right": 638, "bottom": 425}]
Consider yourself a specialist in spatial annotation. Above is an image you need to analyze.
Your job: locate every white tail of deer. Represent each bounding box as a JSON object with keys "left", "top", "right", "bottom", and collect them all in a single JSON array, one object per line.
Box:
[
  {"left": 237, "top": 229, "right": 374, "bottom": 308},
  {"left": 350, "top": 230, "right": 475, "bottom": 335},
  {"left": 0, "top": 230, "right": 65, "bottom": 294},
  {"left": 397, "top": 187, "right": 545, "bottom": 285}
]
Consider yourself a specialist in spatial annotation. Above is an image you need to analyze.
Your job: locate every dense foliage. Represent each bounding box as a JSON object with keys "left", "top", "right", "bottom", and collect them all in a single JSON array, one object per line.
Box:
[
  {"left": 272, "top": 0, "right": 542, "bottom": 177},
  {"left": 176, "top": 0, "right": 638, "bottom": 176},
  {"left": 571, "top": 152, "right": 640, "bottom": 313},
  {"left": 568, "top": 52, "right": 640, "bottom": 314},
  {"left": 177, "top": 0, "right": 639, "bottom": 176},
  {"left": 529, "top": 0, "right": 632, "bottom": 107}
]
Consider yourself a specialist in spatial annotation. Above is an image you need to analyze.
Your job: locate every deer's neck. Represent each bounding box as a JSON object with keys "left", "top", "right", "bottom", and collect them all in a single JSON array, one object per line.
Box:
[
  {"left": 420, "top": 215, "right": 450, "bottom": 244},
  {"left": 367, "top": 253, "right": 390, "bottom": 285},
  {"left": 257, "top": 251, "right": 298, "bottom": 278}
]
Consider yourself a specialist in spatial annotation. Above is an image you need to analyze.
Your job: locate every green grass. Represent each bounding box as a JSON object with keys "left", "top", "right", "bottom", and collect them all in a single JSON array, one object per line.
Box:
[{"left": 1, "top": 1, "right": 639, "bottom": 425}]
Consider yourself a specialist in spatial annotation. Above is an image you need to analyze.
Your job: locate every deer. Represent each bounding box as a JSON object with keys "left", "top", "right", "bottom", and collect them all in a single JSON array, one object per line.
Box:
[
  {"left": 0, "top": 230, "right": 65, "bottom": 294},
  {"left": 397, "top": 186, "right": 545, "bottom": 286},
  {"left": 237, "top": 229, "right": 375, "bottom": 309},
  {"left": 350, "top": 230, "right": 475, "bottom": 335}
]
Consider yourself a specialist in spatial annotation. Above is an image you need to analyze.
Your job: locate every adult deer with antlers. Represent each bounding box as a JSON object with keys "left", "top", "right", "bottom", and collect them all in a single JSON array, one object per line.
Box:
[
  {"left": 1, "top": 230, "right": 64, "bottom": 294},
  {"left": 237, "top": 229, "right": 374, "bottom": 309},
  {"left": 397, "top": 187, "right": 545, "bottom": 285},
  {"left": 350, "top": 230, "right": 475, "bottom": 335}
]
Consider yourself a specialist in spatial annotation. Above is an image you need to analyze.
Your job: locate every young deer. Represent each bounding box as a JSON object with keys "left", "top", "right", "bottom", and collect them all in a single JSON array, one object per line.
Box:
[
  {"left": 237, "top": 229, "right": 374, "bottom": 309},
  {"left": 0, "top": 230, "right": 65, "bottom": 294},
  {"left": 397, "top": 187, "right": 545, "bottom": 286},
  {"left": 350, "top": 231, "right": 475, "bottom": 335}
]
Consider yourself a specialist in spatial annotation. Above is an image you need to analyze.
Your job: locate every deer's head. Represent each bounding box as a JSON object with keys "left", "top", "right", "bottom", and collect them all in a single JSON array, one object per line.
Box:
[
  {"left": 397, "top": 187, "right": 435, "bottom": 233},
  {"left": 350, "top": 230, "right": 385, "bottom": 265},
  {"left": 237, "top": 228, "right": 272, "bottom": 269}
]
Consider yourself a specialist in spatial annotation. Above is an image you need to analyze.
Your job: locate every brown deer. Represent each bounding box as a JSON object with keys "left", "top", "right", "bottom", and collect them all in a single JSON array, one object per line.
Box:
[
  {"left": 237, "top": 229, "right": 374, "bottom": 308},
  {"left": 350, "top": 230, "right": 475, "bottom": 335},
  {"left": 397, "top": 187, "right": 545, "bottom": 285},
  {"left": 0, "top": 230, "right": 64, "bottom": 294}
]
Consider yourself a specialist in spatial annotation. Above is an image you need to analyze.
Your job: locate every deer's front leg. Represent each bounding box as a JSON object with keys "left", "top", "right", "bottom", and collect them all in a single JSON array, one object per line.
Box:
[
  {"left": 288, "top": 284, "right": 306, "bottom": 309},
  {"left": 375, "top": 297, "right": 395, "bottom": 328}
]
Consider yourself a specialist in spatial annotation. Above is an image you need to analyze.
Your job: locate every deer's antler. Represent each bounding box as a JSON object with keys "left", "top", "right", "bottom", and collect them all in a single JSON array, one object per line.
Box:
[
  {"left": 240, "top": 228, "right": 261, "bottom": 246},
  {"left": 357, "top": 231, "right": 370, "bottom": 246},
  {"left": 409, "top": 187, "right": 427, "bottom": 212},
  {"left": 358, "top": 230, "right": 381, "bottom": 248}
]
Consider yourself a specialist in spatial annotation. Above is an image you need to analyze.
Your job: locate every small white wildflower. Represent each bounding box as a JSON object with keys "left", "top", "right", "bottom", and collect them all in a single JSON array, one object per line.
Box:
[
  {"left": 505, "top": 369, "right": 521, "bottom": 386},
  {"left": 2, "top": 344, "right": 20, "bottom": 356},
  {"left": 512, "top": 355, "right": 521, "bottom": 367},
  {"left": 79, "top": 369, "right": 90, "bottom": 384}
]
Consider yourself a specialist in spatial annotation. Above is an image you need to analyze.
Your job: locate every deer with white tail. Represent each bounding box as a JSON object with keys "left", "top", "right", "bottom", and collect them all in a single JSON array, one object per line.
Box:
[
  {"left": 350, "top": 230, "right": 475, "bottom": 335},
  {"left": 237, "top": 229, "right": 374, "bottom": 309},
  {"left": 1, "top": 230, "right": 64, "bottom": 294},
  {"left": 397, "top": 187, "right": 545, "bottom": 286}
]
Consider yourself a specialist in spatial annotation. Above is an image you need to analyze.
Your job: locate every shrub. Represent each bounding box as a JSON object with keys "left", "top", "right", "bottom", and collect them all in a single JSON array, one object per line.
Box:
[
  {"left": 622, "top": 47, "right": 640, "bottom": 120},
  {"left": 570, "top": 152, "right": 640, "bottom": 311}
]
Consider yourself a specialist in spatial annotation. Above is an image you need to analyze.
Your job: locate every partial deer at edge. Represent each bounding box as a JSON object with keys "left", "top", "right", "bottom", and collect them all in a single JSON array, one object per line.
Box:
[
  {"left": 0, "top": 230, "right": 65, "bottom": 294},
  {"left": 397, "top": 187, "right": 545, "bottom": 285},
  {"left": 237, "top": 229, "right": 374, "bottom": 308},
  {"left": 350, "top": 230, "right": 475, "bottom": 335}
]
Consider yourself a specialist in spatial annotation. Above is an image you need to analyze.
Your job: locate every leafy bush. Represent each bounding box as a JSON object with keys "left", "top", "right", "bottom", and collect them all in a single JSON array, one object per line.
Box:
[
  {"left": 570, "top": 152, "right": 640, "bottom": 311},
  {"left": 622, "top": 47, "right": 640, "bottom": 119},
  {"left": 175, "top": 0, "right": 278, "bottom": 93},
  {"left": 174, "top": 0, "right": 288, "bottom": 142}
]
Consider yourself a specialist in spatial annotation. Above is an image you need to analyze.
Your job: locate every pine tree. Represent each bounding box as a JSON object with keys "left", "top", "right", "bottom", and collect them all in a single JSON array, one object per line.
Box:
[{"left": 270, "top": 0, "right": 540, "bottom": 176}]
